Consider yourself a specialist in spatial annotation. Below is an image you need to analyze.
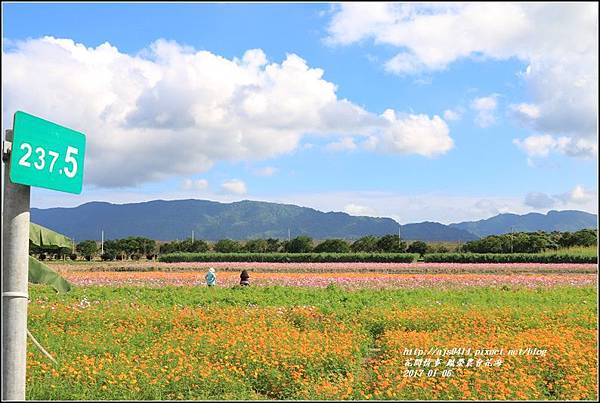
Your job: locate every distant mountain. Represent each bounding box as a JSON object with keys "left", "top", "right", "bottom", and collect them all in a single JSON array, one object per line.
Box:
[
  {"left": 449, "top": 210, "right": 597, "bottom": 237},
  {"left": 30, "top": 199, "right": 478, "bottom": 242},
  {"left": 30, "top": 200, "right": 596, "bottom": 242}
]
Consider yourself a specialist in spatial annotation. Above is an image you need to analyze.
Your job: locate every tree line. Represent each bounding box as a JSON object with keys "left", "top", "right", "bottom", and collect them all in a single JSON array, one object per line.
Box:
[
  {"left": 31, "top": 229, "right": 596, "bottom": 261},
  {"left": 459, "top": 229, "right": 597, "bottom": 254}
]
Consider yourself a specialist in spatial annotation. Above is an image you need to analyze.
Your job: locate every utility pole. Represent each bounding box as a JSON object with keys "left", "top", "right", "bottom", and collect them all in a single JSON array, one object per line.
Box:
[
  {"left": 2, "top": 129, "right": 30, "bottom": 400},
  {"left": 510, "top": 226, "right": 514, "bottom": 253}
]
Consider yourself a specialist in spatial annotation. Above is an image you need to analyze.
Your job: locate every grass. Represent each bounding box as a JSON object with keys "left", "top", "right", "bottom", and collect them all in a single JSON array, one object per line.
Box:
[
  {"left": 28, "top": 284, "right": 597, "bottom": 312},
  {"left": 545, "top": 245, "right": 598, "bottom": 257}
]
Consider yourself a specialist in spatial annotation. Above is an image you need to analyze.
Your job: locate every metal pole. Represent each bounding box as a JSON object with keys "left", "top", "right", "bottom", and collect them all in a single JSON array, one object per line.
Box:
[
  {"left": 510, "top": 226, "right": 514, "bottom": 253},
  {"left": 101, "top": 230, "right": 104, "bottom": 255},
  {"left": 2, "top": 129, "right": 30, "bottom": 400}
]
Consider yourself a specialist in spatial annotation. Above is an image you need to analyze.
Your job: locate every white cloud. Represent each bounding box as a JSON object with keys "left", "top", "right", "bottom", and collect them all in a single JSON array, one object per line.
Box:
[
  {"left": 182, "top": 178, "right": 208, "bottom": 191},
  {"left": 513, "top": 134, "right": 597, "bottom": 159},
  {"left": 470, "top": 95, "right": 498, "bottom": 128},
  {"left": 344, "top": 203, "right": 377, "bottom": 216},
  {"left": 221, "top": 179, "right": 247, "bottom": 195},
  {"left": 443, "top": 108, "right": 462, "bottom": 122},
  {"left": 274, "top": 191, "right": 537, "bottom": 224},
  {"left": 525, "top": 185, "right": 597, "bottom": 210},
  {"left": 326, "top": 137, "right": 357, "bottom": 152},
  {"left": 2, "top": 37, "right": 455, "bottom": 188},
  {"left": 509, "top": 102, "right": 541, "bottom": 122},
  {"left": 326, "top": 3, "right": 598, "bottom": 158},
  {"left": 524, "top": 192, "right": 557, "bottom": 209},
  {"left": 557, "top": 185, "right": 596, "bottom": 205},
  {"left": 253, "top": 166, "right": 277, "bottom": 176},
  {"left": 375, "top": 110, "right": 453, "bottom": 157}
]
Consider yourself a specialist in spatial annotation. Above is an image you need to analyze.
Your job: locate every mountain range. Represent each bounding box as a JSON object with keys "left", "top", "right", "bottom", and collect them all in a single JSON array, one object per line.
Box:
[{"left": 30, "top": 199, "right": 597, "bottom": 242}]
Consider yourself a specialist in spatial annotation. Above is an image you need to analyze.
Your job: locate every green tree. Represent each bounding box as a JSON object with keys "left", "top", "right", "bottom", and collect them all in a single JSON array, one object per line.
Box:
[
  {"left": 214, "top": 239, "right": 242, "bottom": 253},
  {"left": 351, "top": 236, "right": 379, "bottom": 252},
  {"left": 284, "top": 236, "right": 313, "bottom": 253},
  {"left": 159, "top": 240, "right": 179, "bottom": 254},
  {"left": 265, "top": 238, "right": 281, "bottom": 252},
  {"left": 571, "top": 229, "right": 597, "bottom": 247},
  {"left": 376, "top": 234, "right": 407, "bottom": 252},
  {"left": 407, "top": 241, "right": 428, "bottom": 255},
  {"left": 137, "top": 237, "right": 157, "bottom": 256},
  {"left": 314, "top": 239, "right": 350, "bottom": 253},
  {"left": 190, "top": 239, "right": 210, "bottom": 253},
  {"left": 434, "top": 244, "right": 450, "bottom": 253},
  {"left": 245, "top": 239, "right": 269, "bottom": 253},
  {"left": 76, "top": 240, "right": 98, "bottom": 261}
]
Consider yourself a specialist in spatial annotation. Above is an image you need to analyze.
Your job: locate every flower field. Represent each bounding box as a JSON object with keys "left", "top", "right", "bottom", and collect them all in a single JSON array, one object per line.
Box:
[
  {"left": 48, "top": 260, "right": 598, "bottom": 274},
  {"left": 61, "top": 270, "right": 598, "bottom": 288},
  {"left": 26, "top": 285, "right": 597, "bottom": 400}
]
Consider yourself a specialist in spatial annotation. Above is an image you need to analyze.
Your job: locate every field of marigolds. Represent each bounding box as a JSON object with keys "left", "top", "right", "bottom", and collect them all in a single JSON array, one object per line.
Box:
[{"left": 26, "top": 261, "right": 598, "bottom": 400}]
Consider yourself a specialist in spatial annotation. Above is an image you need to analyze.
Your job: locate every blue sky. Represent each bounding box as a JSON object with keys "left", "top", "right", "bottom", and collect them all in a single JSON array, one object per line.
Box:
[{"left": 2, "top": 3, "right": 598, "bottom": 223}]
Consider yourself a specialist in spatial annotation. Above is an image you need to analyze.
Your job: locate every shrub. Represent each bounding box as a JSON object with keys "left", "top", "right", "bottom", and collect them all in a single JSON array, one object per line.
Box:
[
  {"left": 214, "top": 239, "right": 243, "bottom": 253},
  {"left": 407, "top": 241, "right": 428, "bottom": 255},
  {"left": 314, "top": 239, "right": 351, "bottom": 253},
  {"left": 159, "top": 252, "right": 418, "bottom": 263},
  {"left": 284, "top": 236, "right": 313, "bottom": 253},
  {"left": 101, "top": 252, "right": 116, "bottom": 261},
  {"left": 423, "top": 253, "right": 596, "bottom": 264},
  {"left": 376, "top": 235, "right": 407, "bottom": 253}
]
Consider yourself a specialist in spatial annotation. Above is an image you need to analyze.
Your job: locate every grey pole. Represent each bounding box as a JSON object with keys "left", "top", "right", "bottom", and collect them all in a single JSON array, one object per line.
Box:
[{"left": 2, "top": 129, "right": 30, "bottom": 400}]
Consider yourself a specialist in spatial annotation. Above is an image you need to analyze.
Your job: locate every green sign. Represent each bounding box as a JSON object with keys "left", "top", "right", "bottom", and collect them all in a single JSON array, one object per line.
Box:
[{"left": 10, "top": 111, "right": 86, "bottom": 194}]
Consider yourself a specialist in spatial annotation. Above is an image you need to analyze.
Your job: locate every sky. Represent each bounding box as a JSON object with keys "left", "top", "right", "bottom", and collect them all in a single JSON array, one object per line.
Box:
[{"left": 2, "top": 2, "right": 598, "bottom": 224}]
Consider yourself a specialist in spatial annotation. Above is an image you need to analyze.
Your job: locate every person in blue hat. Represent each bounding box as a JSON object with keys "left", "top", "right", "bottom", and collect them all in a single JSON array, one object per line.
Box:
[{"left": 205, "top": 267, "right": 216, "bottom": 287}]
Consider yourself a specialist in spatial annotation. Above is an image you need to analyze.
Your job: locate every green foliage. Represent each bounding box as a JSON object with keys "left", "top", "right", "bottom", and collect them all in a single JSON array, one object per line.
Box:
[
  {"left": 214, "top": 239, "right": 243, "bottom": 253},
  {"left": 407, "top": 241, "right": 428, "bottom": 255},
  {"left": 101, "top": 251, "right": 116, "bottom": 261},
  {"left": 26, "top": 284, "right": 597, "bottom": 400},
  {"left": 376, "top": 234, "right": 407, "bottom": 253},
  {"left": 265, "top": 238, "right": 281, "bottom": 252},
  {"left": 103, "top": 237, "right": 157, "bottom": 259},
  {"left": 159, "top": 252, "right": 418, "bottom": 263},
  {"left": 76, "top": 240, "right": 98, "bottom": 260},
  {"left": 160, "top": 239, "right": 210, "bottom": 254},
  {"left": 558, "top": 229, "right": 597, "bottom": 248},
  {"left": 28, "top": 223, "right": 73, "bottom": 292},
  {"left": 244, "top": 239, "right": 269, "bottom": 253},
  {"left": 433, "top": 244, "right": 450, "bottom": 253},
  {"left": 29, "top": 222, "right": 72, "bottom": 249},
  {"left": 350, "top": 236, "right": 379, "bottom": 252},
  {"left": 462, "top": 230, "right": 596, "bottom": 254},
  {"left": 314, "top": 239, "right": 350, "bottom": 253},
  {"left": 284, "top": 236, "right": 313, "bottom": 253},
  {"left": 423, "top": 253, "right": 597, "bottom": 263},
  {"left": 28, "top": 256, "right": 71, "bottom": 293}
]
